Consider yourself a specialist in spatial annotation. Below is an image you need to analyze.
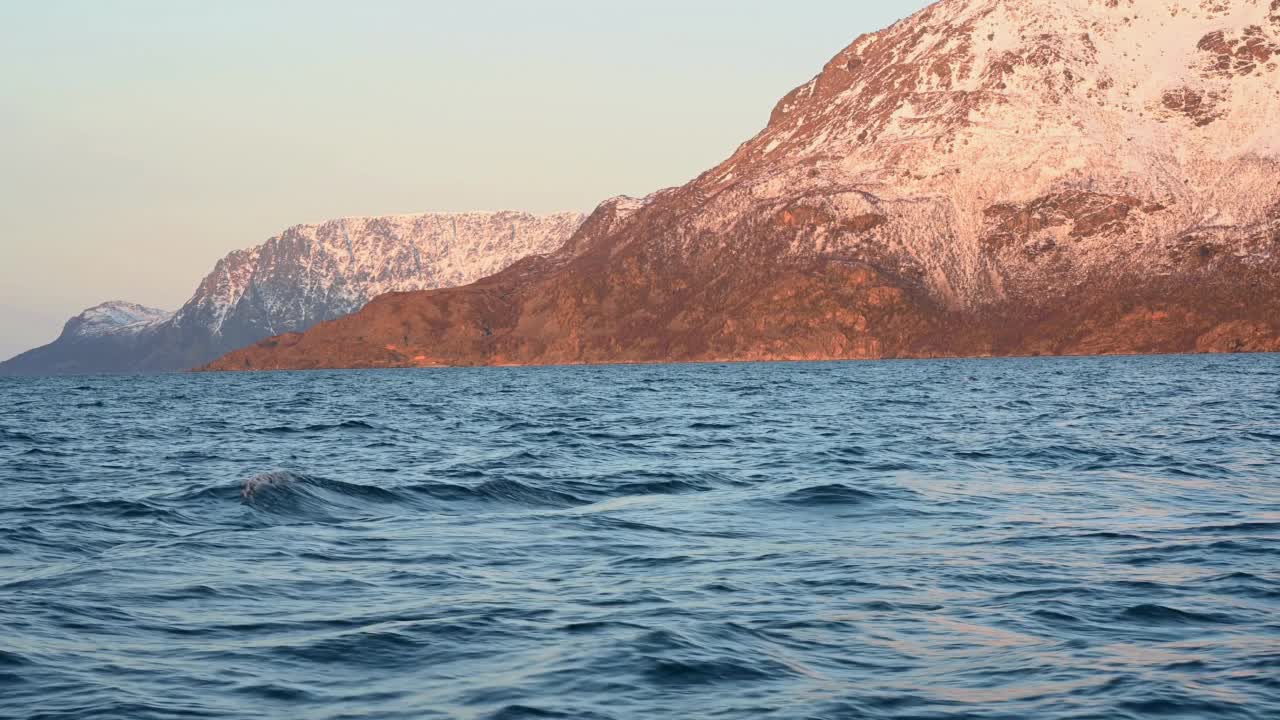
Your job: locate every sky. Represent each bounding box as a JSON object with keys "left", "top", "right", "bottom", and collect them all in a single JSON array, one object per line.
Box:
[{"left": 0, "top": 0, "right": 932, "bottom": 360}]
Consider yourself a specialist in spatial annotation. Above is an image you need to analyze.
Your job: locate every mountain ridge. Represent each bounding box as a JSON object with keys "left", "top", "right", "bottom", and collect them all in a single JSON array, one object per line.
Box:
[
  {"left": 208, "top": 0, "right": 1280, "bottom": 369},
  {"left": 1, "top": 211, "right": 584, "bottom": 375}
]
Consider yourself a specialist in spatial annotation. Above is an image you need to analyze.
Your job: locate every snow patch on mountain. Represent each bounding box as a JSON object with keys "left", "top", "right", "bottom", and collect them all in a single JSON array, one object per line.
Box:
[
  {"left": 171, "top": 211, "right": 586, "bottom": 344},
  {"left": 66, "top": 302, "right": 173, "bottom": 339}
]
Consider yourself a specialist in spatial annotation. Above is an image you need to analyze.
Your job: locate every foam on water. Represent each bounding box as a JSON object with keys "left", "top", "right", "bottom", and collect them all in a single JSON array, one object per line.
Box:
[{"left": 1, "top": 355, "right": 1278, "bottom": 719}]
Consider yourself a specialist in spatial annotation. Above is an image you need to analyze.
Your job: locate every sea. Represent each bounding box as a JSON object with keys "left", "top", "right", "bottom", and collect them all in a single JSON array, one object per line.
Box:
[{"left": 1, "top": 355, "right": 1277, "bottom": 719}]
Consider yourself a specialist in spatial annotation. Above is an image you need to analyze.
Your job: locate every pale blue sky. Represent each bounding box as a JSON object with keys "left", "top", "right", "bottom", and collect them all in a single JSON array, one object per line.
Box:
[{"left": 0, "top": 0, "right": 931, "bottom": 359}]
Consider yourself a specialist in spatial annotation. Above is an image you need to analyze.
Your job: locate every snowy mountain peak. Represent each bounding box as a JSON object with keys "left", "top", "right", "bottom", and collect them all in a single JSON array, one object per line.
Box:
[
  {"left": 173, "top": 210, "right": 586, "bottom": 341},
  {"left": 64, "top": 302, "right": 172, "bottom": 339},
  {"left": 680, "top": 0, "right": 1280, "bottom": 307},
  {"left": 746, "top": 0, "right": 1280, "bottom": 175}
]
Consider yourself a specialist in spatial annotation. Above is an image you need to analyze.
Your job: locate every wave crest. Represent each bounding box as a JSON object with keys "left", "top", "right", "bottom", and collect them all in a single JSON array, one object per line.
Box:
[{"left": 241, "top": 471, "right": 408, "bottom": 520}]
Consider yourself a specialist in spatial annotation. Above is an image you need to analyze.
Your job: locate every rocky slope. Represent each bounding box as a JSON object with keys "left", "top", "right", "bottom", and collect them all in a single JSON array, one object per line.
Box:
[
  {"left": 1, "top": 212, "right": 584, "bottom": 375},
  {"left": 210, "top": 0, "right": 1280, "bottom": 370}
]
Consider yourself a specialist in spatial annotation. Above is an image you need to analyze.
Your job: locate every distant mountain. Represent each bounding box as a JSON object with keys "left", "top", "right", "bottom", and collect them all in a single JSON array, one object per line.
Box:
[
  {"left": 63, "top": 302, "right": 173, "bottom": 339},
  {"left": 1, "top": 212, "right": 584, "bottom": 375},
  {"left": 0, "top": 302, "right": 176, "bottom": 376},
  {"left": 209, "top": 0, "right": 1280, "bottom": 371}
]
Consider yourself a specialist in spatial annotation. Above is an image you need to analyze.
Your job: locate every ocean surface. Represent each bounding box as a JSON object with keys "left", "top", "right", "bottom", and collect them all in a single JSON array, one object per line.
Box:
[{"left": 1, "top": 356, "right": 1278, "bottom": 720}]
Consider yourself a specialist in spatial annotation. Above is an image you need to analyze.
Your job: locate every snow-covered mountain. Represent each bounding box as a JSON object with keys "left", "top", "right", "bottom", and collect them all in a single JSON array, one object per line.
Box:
[
  {"left": 210, "top": 0, "right": 1280, "bottom": 370},
  {"left": 63, "top": 302, "right": 173, "bottom": 339},
  {"left": 1, "top": 211, "right": 584, "bottom": 375},
  {"left": 693, "top": 0, "right": 1280, "bottom": 309}
]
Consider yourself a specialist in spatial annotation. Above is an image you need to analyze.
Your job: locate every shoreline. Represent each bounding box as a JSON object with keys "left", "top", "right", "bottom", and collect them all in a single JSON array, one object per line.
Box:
[{"left": 191, "top": 347, "right": 1280, "bottom": 375}]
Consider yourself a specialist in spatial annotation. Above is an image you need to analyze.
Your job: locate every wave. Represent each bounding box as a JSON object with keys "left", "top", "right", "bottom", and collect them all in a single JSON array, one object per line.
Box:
[
  {"left": 249, "top": 420, "right": 381, "bottom": 435},
  {"left": 1194, "top": 572, "right": 1280, "bottom": 599},
  {"left": 46, "top": 498, "right": 183, "bottom": 522},
  {"left": 486, "top": 705, "right": 578, "bottom": 720},
  {"left": 642, "top": 657, "right": 779, "bottom": 686},
  {"left": 775, "top": 483, "right": 882, "bottom": 506},
  {"left": 1119, "top": 539, "right": 1280, "bottom": 563},
  {"left": 241, "top": 471, "right": 411, "bottom": 520},
  {"left": 0, "top": 649, "right": 32, "bottom": 667},
  {"left": 1182, "top": 521, "right": 1280, "bottom": 535},
  {"left": 688, "top": 421, "right": 738, "bottom": 430},
  {"left": 586, "top": 469, "right": 731, "bottom": 498},
  {"left": 407, "top": 477, "right": 585, "bottom": 508},
  {"left": 608, "top": 478, "right": 716, "bottom": 496},
  {"left": 1118, "top": 604, "right": 1238, "bottom": 626},
  {"left": 0, "top": 428, "right": 57, "bottom": 444},
  {"left": 1030, "top": 609, "right": 1087, "bottom": 626},
  {"left": 239, "top": 471, "right": 590, "bottom": 520},
  {"left": 270, "top": 629, "right": 429, "bottom": 669},
  {"left": 20, "top": 447, "right": 70, "bottom": 457},
  {"left": 232, "top": 683, "right": 319, "bottom": 702}
]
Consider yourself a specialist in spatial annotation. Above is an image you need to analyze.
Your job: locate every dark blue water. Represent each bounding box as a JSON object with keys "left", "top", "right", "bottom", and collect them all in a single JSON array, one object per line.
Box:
[{"left": 2, "top": 356, "right": 1278, "bottom": 719}]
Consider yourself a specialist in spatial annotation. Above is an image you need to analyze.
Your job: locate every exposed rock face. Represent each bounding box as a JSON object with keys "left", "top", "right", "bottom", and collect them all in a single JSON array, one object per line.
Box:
[
  {"left": 210, "top": 0, "right": 1280, "bottom": 371},
  {"left": 1, "top": 212, "right": 583, "bottom": 375}
]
